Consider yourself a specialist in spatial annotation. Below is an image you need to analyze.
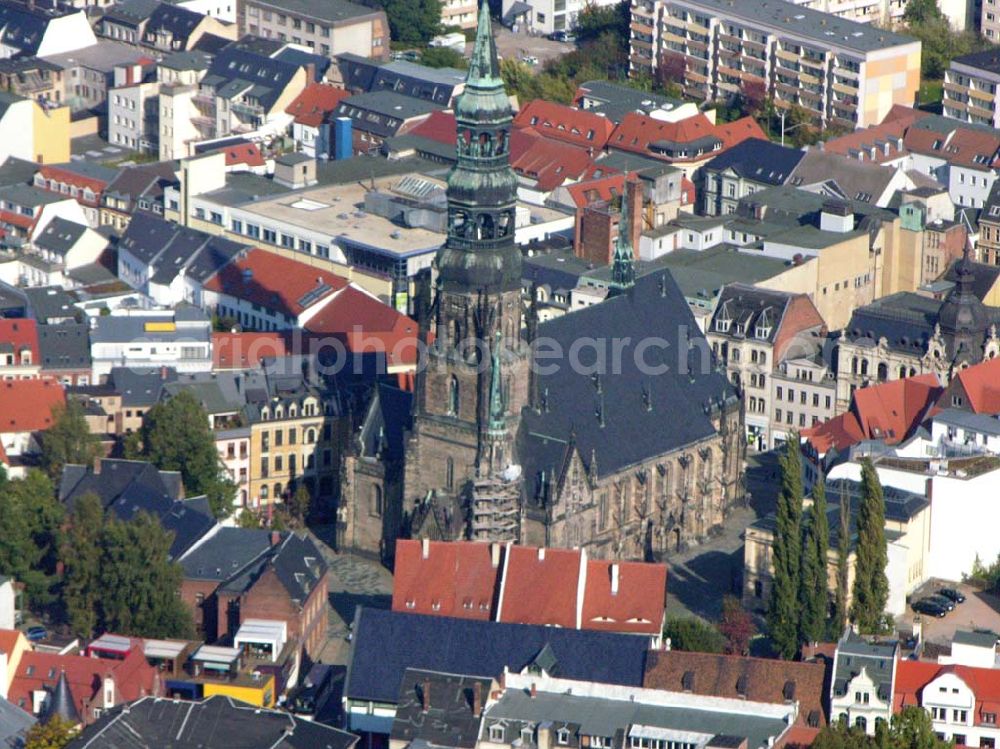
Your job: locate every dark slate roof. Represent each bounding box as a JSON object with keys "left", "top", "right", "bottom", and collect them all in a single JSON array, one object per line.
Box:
[
  {"left": 38, "top": 323, "right": 90, "bottom": 371},
  {"left": 179, "top": 527, "right": 275, "bottom": 580},
  {"left": 66, "top": 694, "right": 359, "bottom": 749},
  {"left": 273, "top": 46, "right": 331, "bottom": 81},
  {"left": 703, "top": 138, "right": 804, "bottom": 186},
  {"left": 336, "top": 52, "right": 378, "bottom": 92},
  {"left": 24, "top": 286, "right": 80, "bottom": 323},
  {"left": 953, "top": 47, "right": 1000, "bottom": 75},
  {"left": 832, "top": 632, "right": 897, "bottom": 702},
  {"left": 103, "top": 161, "right": 178, "bottom": 211},
  {"left": 943, "top": 258, "right": 1000, "bottom": 303},
  {"left": 346, "top": 608, "right": 650, "bottom": 704},
  {"left": 0, "top": 3, "right": 58, "bottom": 55},
  {"left": 391, "top": 669, "right": 491, "bottom": 749},
  {"left": 519, "top": 272, "right": 736, "bottom": 490},
  {"left": 119, "top": 212, "right": 244, "bottom": 286},
  {"left": 32, "top": 217, "right": 88, "bottom": 256},
  {"left": 0, "top": 157, "right": 39, "bottom": 188},
  {"left": 357, "top": 383, "right": 412, "bottom": 460},
  {"left": 368, "top": 61, "right": 464, "bottom": 106},
  {"left": 207, "top": 44, "right": 302, "bottom": 112},
  {"left": 41, "top": 671, "right": 79, "bottom": 724},
  {"left": 522, "top": 251, "right": 593, "bottom": 294},
  {"left": 106, "top": 366, "right": 178, "bottom": 407},
  {"left": 575, "top": 80, "right": 684, "bottom": 124},
  {"left": 710, "top": 283, "right": 800, "bottom": 344},
  {"left": 58, "top": 459, "right": 210, "bottom": 558},
  {"left": 144, "top": 3, "right": 202, "bottom": 44},
  {"left": 102, "top": 0, "right": 159, "bottom": 26},
  {"left": 335, "top": 91, "right": 437, "bottom": 138},
  {"left": 0, "top": 694, "right": 34, "bottom": 749},
  {"left": 842, "top": 292, "right": 946, "bottom": 352},
  {"left": 216, "top": 532, "right": 328, "bottom": 606},
  {"left": 247, "top": 0, "right": 379, "bottom": 24}
]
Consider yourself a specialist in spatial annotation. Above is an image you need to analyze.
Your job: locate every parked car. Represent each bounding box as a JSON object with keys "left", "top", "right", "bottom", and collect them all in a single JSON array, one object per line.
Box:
[
  {"left": 25, "top": 626, "right": 47, "bottom": 642},
  {"left": 521, "top": 54, "right": 539, "bottom": 65},
  {"left": 911, "top": 598, "right": 947, "bottom": 618},
  {"left": 937, "top": 587, "right": 966, "bottom": 604},
  {"left": 548, "top": 30, "right": 573, "bottom": 42},
  {"left": 926, "top": 594, "right": 955, "bottom": 611},
  {"left": 288, "top": 664, "right": 334, "bottom": 720}
]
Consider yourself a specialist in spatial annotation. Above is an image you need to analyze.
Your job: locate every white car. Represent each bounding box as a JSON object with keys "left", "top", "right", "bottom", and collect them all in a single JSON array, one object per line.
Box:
[{"left": 521, "top": 55, "right": 539, "bottom": 65}]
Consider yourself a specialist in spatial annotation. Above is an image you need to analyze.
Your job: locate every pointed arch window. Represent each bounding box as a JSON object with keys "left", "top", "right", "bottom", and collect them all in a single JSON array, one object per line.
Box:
[
  {"left": 446, "top": 457, "right": 455, "bottom": 491},
  {"left": 448, "top": 375, "right": 460, "bottom": 416}
]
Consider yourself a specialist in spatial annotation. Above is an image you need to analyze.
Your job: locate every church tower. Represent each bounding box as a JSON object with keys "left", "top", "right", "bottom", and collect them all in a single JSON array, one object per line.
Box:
[{"left": 405, "top": 2, "right": 529, "bottom": 541}]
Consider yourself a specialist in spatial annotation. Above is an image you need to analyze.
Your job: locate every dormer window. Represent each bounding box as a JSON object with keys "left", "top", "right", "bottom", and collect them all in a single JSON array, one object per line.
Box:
[
  {"left": 489, "top": 725, "right": 505, "bottom": 742},
  {"left": 557, "top": 729, "right": 570, "bottom": 745},
  {"left": 715, "top": 317, "right": 731, "bottom": 333}
]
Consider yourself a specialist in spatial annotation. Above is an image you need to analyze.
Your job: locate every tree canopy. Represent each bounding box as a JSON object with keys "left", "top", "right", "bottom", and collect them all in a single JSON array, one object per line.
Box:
[
  {"left": 420, "top": 46, "right": 467, "bottom": 69},
  {"left": 24, "top": 717, "right": 79, "bottom": 749},
  {"left": 851, "top": 459, "right": 889, "bottom": 633},
  {"left": 40, "top": 400, "right": 101, "bottom": 481},
  {"left": 662, "top": 617, "right": 725, "bottom": 653},
  {"left": 380, "top": 0, "right": 442, "bottom": 45},
  {"left": 768, "top": 436, "right": 803, "bottom": 658},
  {"left": 137, "top": 391, "right": 235, "bottom": 518},
  {"left": 812, "top": 706, "right": 950, "bottom": 749},
  {"left": 799, "top": 476, "right": 830, "bottom": 644},
  {"left": 0, "top": 470, "right": 64, "bottom": 607}
]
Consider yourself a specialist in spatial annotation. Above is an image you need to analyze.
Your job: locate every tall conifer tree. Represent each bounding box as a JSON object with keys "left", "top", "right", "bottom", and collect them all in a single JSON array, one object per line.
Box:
[
  {"left": 768, "top": 436, "right": 803, "bottom": 658},
  {"left": 851, "top": 459, "right": 889, "bottom": 633},
  {"left": 799, "top": 476, "right": 829, "bottom": 643}
]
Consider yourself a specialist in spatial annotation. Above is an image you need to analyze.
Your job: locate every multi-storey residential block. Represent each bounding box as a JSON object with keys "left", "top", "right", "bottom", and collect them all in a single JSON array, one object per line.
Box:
[
  {"left": 701, "top": 137, "right": 804, "bottom": 216},
  {"left": 794, "top": 0, "right": 977, "bottom": 30},
  {"left": 0, "top": 58, "right": 63, "bottom": 105},
  {"left": 630, "top": 0, "right": 921, "bottom": 129},
  {"left": 769, "top": 353, "right": 837, "bottom": 445},
  {"left": 944, "top": 48, "right": 1000, "bottom": 128},
  {"left": 237, "top": 0, "right": 388, "bottom": 61},
  {"left": 500, "top": 0, "right": 619, "bottom": 34},
  {"left": 984, "top": 0, "right": 1000, "bottom": 41},
  {"left": 705, "top": 284, "right": 826, "bottom": 451}
]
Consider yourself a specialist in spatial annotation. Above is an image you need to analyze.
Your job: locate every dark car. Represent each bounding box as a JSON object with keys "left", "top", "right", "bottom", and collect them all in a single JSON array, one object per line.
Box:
[
  {"left": 938, "top": 587, "right": 966, "bottom": 604},
  {"left": 547, "top": 30, "right": 574, "bottom": 42},
  {"left": 25, "top": 626, "right": 47, "bottom": 642},
  {"left": 926, "top": 594, "right": 955, "bottom": 611},
  {"left": 912, "top": 598, "right": 947, "bottom": 617}
]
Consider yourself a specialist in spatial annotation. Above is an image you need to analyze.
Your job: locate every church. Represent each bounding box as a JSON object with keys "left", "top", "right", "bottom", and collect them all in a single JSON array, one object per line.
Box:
[{"left": 338, "top": 4, "right": 745, "bottom": 562}]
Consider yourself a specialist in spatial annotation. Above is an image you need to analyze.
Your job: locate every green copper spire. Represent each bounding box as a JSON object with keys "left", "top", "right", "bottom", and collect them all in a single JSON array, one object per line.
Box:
[
  {"left": 611, "top": 178, "right": 636, "bottom": 288},
  {"left": 488, "top": 329, "right": 505, "bottom": 434},
  {"left": 468, "top": 1, "right": 503, "bottom": 88}
]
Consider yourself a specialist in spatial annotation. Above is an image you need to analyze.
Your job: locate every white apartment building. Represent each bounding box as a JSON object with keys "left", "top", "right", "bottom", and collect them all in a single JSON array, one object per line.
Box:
[
  {"left": 944, "top": 49, "right": 1000, "bottom": 129},
  {"left": 501, "top": 0, "right": 618, "bottom": 34},
  {"left": 89, "top": 308, "right": 213, "bottom": 380},
  {"left": 630, "top": 0, "right": 922, "bottom": 129}
]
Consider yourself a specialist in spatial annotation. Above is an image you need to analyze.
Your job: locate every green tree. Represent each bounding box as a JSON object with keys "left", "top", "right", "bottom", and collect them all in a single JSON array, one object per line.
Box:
[
  {"left": 832, "top": 482, "right": 851, "bottom": 637},
  {"left": 420, "top": 46, "right": 467, "bottom": 69},
  {"left": 811, "top": 706, "right": 949, "bottom": 749},
  {"left": 717, "top": 595, "right": 755, "bottom": 656},
  {"left": 380, "top": 0, "right": 442, "bottom": 44},
  {"left": 96, "top": 512, "right": 194, "bottom": 639},
  {"left": 237, "top": 509, "right": 262, "bottom": 528},
  {"left": 138, "top": 391, "right": 234, "bottom": 518},
  {"left": 24, "top": 717, "right": 79, "bottom": 749},
  {"left": 122, "top": 431, "right": 142, "bottom": 460},
  {"left": 903, "top": 0, "right": 943, "bottom": 26},
  {"left": 799, "top": 476, "right": 830, "bottom": 644},
  {"left": 0, "top": 471, "right": 63, "bottom": 607},
  {"left": 60, "top": 492, "right": 105, "bottom": 638},
  {"left": 767, "top": 436, "right": 804, "bottom": 659},
  {"left": 575, "top": 0, "right": 629, "bottom": 46},
  {"left": 851, "top": 459, "right": 889, "bottom": 633},
  {"left": 287, "top": 484, "right": 311, "bottom": 526},
  {"left": 40, "top": 400, "right": 101, "bottom": 481},
  {"left": 662, "top": 617, "right": 725, "bottom": 653}
]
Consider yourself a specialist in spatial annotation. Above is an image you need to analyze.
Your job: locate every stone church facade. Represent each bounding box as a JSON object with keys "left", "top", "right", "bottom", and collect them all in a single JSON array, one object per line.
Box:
[{"left": 339, "top": 4, "right": 745, "bottom": 563}]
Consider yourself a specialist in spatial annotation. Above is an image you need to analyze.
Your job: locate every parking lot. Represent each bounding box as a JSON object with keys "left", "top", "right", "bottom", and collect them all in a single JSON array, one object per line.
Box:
[
  {"left": 896, "top": 581, "right": 1000, "bottom": 645},
  {"left": 494, "top": 26, "right": 573, "bottom": 67}
]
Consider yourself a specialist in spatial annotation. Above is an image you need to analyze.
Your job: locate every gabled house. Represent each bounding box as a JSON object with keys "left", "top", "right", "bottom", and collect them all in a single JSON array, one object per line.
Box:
[
  {"left": 99, "top": 161, "right": 178, "bottom": 233},
  {"left": 0, "top": 379, "right": 64, "bottom": 476},
  {"left": 702, "top": 138, "right": 805, "bottom": 216},
  {"left": 0, "top": 318, "right": 41, "bottom": 380},
  {"left": 141, "top": 3, "right": 235, "bottom": 53},
  {"left": 334, "top": 90, "right": 438, "bottom": 155},
  {"left": 787, "top": 149, "right": 910, "bottom": 208},
  {"left": 829, "top": 632, "right": 898, "bottom": 735},
  {"left": 513, "top": 100, "right": 616, "bottom": 154},
  {"left": 30, "top": 217, "right": 108, "bottom": 272},
  {"left": 34, "top": 162, "right": 119, "bottom": 227},
  {"left": 285, "top": 82, "right": 350, "bottom": 158},
  {"left": 0, "top": 3, "right": 96, "bottom": 59}
]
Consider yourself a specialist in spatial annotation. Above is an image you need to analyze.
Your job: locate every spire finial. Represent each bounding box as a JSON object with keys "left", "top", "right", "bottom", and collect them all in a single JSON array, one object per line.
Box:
[
  {"left": 612, "top": 175, "right": 636, "bottom": 288},
  {"left": 467, "top": 1, "right": 502, "bottom": 87}
]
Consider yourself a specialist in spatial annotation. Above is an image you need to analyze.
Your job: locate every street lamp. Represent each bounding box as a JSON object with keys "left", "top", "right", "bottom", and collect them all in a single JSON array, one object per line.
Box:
[{"left": 777, "top": 107, "right": 810, "bottom": 147}]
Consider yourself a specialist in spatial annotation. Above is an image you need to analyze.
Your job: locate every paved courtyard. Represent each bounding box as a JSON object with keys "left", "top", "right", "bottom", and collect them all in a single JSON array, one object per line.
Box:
[
  {"left": 897, "top": 581, "right": 1000, "bottom": 646},
  {"left": 494, "top": 26, "right": 573, "bottom": 66}
]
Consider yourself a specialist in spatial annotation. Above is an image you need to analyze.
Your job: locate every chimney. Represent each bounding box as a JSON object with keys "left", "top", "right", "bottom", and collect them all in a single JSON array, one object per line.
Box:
[
  {"left": 537, "top": 547, "right": 545, "bottom": 561},
  {"left": 490, "top": 542, "right": 501, "bottom": 569},
  {"left": 422, "top": 537, "right": 430, "bottom": 559},
  {"left": 472, "top": 682, "right": 482, "bottom": 716},
  {"left": 530, "top": 682, "right": 537, "bottom": 698},
  {"left": 610, "top": 563, "right": 620, "bottom": 595},
  {"left": 270, "top": 531, "right": 281, "bottom": 547},
  {"left": 160, "top": 365, "right": 168, "bottom": 381},
  {"left": 626, "top": 176, "right": 643, "bottom": 257},
  {"left": 819, "top": 200, "right": 854, "bottom": 233},
  {"left": 92, "top": 456, "right": 102, "bottom": 475},
  {"left": 422, "top": 678, "right": 431, "bottom": 711}
]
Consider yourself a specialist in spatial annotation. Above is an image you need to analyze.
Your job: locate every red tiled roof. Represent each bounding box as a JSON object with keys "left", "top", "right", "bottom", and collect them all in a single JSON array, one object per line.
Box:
[
  {"left": 948, "top": 357, "right": 1000, "bottom": 414},
  {"left": 904, "top": 125, "right": 1000, "bottom": 171},
  {"left": 212, "top": 331, "right": 291, "bottom": 370},
  {"left": 498, "top": 546, "right": 583, "bottom": 629},
  {"left": 608, "top": 113, "right": 765, "bottom": 163},
  {"left": 285, "top": 83, "right": 350, "bottom": 127},
  {"left": 37, "top": 165, "right": 111, "bottom": 202},
  {"left": 0, "top": 210, "right": 35, "bottom": 231},
  {"left": 0, "top": 629, "right": 22, "bottom": 657},
  {"left": 0, "top": 441, "right": 7, "bottom": 466},
  {"left": 9, "top": 649, "right": 158, "bottom": 720},
  {"left": 564, "top": 173, "right": 625, "bottom": 209},
  {"left": 882, "top": 105, "right": 932, "bottom": 126},
  {"left": 510, "top": 128, "right": 595, "bottom": 191},
  {"left": 408, "top": 110, "right": 456, "bottom": 146},
  {"left": 893, "top": 659, "right": 946, "bottom": 710},
  {"left": 821, "top": 118, "right": 913, "bottom": 165},
  {"left": 203, "top": 248, "right": 349, "bottom": 318},
  {"left": 0, "top": 378, "right": 64, "bottom": 434},
  {"left": 0, "top": 318, "right": 40, "bottom": 366},
  {"left": 391, "top": 539, "right": 501, "bottom": 620},
  {"left": 514, "top": 100, "right": 615, "bottom": 152},
  {"left": 214, "top": 142, "right": 266, "bottom": 168},
  {"left": 803, "top": 374, "right": 941, "bottom": 454},
  {"left": 581, "top": 559, "right": 666, "bottom": 635},
  {"left": 643, "top": 650, "right": 828, "bottom": 726},
  {"left": 303, "top": 286, "right": 420, "bottom": 367}
]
